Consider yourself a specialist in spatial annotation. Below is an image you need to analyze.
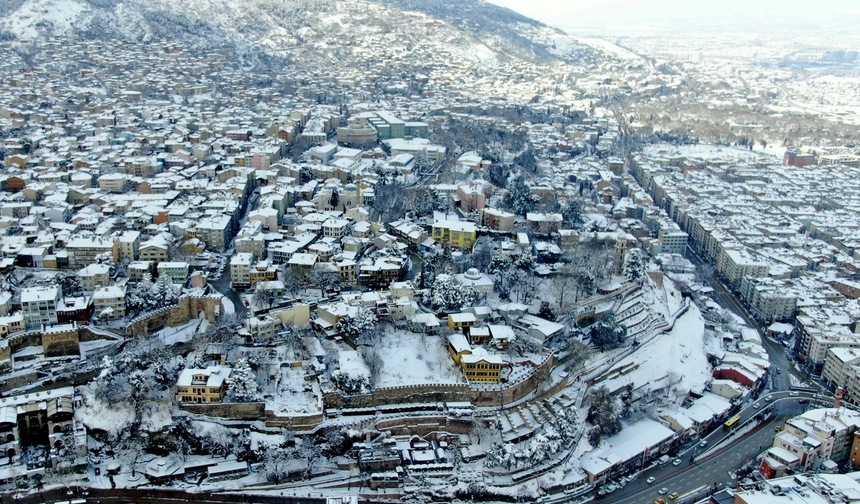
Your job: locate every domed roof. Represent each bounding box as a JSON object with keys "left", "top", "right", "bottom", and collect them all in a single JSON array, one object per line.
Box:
[{"left": 464, "top": 268, "right": 482, "bottom": 280}]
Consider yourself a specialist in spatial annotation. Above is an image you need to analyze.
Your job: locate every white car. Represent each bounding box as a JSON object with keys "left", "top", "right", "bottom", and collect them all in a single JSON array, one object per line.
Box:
[
  {"left": 754, "top": 402, "right": 761, "bottom": 409},
  {"left": 672, "top": 458, "right": 682, "bottom": 466},
  {"left": 659, "top": 487, "right": 669, "bottom": 495},
  {"left": 699, "top": 440, "right": 708, "bottom": 448},
  {"left": 647, "top": 476, "right": 656, "bottom": 484}
]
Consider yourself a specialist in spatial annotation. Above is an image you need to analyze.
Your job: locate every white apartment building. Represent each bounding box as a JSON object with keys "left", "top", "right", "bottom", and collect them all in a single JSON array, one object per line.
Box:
[
  {"left": 21, "top": 285, "right": 61, "bottom": 330},
  {"left": 116, "top": 230, "right": 141, "bottom": 261},
  {"left": 93, "top": 285, "right": 127, "bottom": 321},
  {"left": 157, "top": 262, "right": 189, "bottom": 285},
  {"left": 739, "top": 276, "right": 799, "bottom": 323},
  {"left": 771, "top": 408, "right": 860, "bottom": 472},
  {"left": 230, "top": 253, "right": 253, "bottom": 289},
  {"left": 78, "top": 263, "right": 111, "bottom": 292},
  {"left": 656, "top": 229, "right": 688, "bottom": 255}
]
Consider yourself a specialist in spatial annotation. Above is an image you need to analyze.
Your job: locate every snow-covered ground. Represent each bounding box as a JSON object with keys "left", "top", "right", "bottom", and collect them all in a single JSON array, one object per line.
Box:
[
  {"left": 599, "top": 303, "right": 709, "bottom": 400},
  {"left": 8, "top": 0, "right": 89, "bottom": 40},
  {"left": 370, "top": 329, "right": 463, "bottom": 388},
  {"left": 76, "top": 385, "right": 135, "bottom": 437},
  {"left": 155, "top": 318, "right": 205, "bottom": 346},
  {"left": 642, "top": 142, "right": 779, "bottom": 162},
  {"left": 267, "top": 364, "right": 322, "bottom": 415},
  {"left": 221, "top": 296, "right": 236, "bottom": 315}
]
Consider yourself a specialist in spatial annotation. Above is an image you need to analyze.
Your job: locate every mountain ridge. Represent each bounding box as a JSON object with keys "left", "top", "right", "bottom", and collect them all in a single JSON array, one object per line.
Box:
[{"left": 0, "top": 0, "right": 620, "bottom": 72}]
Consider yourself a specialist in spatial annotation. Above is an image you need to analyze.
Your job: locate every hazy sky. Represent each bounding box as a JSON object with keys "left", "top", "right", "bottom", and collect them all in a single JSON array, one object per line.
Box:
[{"left": 484, "top": 0, "right": 858, "bottom": 36}]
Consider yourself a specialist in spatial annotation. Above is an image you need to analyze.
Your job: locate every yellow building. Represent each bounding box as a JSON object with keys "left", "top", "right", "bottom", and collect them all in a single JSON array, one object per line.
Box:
[
  {"left": 447, "top": 333, "right": 502, "bottom": 382},
  {"left": 448, "top": 312, "right": 477, "bottom": 332},
  {"left": 447, "top": 333, "right": 472, "bottom": 365},
  {"left": 335, "top": 258, "right": 357, "bottom": 285},
  {"left": 249, "top": 260, "right": 278, "bottom": 286},
  {"left": 462, "top": 354, "right": 503, "bottom": 382},
  {"left": 176, "top": 366, "right": 231, "bottom": 404},
  {"left": 431, "top": 219, "right": 477, "bottom": 250}
]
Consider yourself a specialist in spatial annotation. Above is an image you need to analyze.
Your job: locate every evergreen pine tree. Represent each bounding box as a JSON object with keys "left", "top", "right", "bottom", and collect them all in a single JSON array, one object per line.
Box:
[{"left": 226, "top": 358, "right": 259, "bottom": 402}]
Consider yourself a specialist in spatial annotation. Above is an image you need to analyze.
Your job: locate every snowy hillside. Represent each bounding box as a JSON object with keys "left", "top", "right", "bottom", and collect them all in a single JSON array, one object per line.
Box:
[{"left": 0, "top": 0, "right": 619, "bottom": 70}]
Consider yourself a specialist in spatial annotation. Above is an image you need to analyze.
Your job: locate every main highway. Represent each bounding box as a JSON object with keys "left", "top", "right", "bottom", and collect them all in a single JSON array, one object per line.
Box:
[{"left": 594, "top": 391, "right": 831, "bottom": 504}]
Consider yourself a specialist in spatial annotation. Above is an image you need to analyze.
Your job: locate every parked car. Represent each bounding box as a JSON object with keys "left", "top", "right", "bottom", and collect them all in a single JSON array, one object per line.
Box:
[
  {"left": 672, "top": 458, "right": 682, "bottom": 466},
  {"left": 754, "top": 402, "right": 761, "bottom": 409},
  {"left": 699, "top": 440, "right": 708, "bottom": 448}
]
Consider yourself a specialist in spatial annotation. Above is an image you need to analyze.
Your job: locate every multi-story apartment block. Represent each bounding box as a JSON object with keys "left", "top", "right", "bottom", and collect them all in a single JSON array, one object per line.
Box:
[
  {"left": 655, "top": 229, "right": 688, "bottom": 255},
  {"left": 822, "top": 348, "right": 860, "bottom": 402},
  {"left": 157, "top": 262, "right": 189, "bottom": 285},
  {"left": 176, "top": 366, "right": 232, "bottom": 404},
  {"left": 139, "top": 240, "right": 168, "bottom": 264},
  {"left": 78, "top": 263, "right": 110, "bottom": 292},
  {"left": 235, "top": 233, "right": 266, "bottom": 259},
  {"left": 97, "top": 173, "right": 128, "bottom": 193},
  {"left": 720, "top": 247, "right": 769, "bottom": 290},
  {"left": 322, "top": 218, "right": 349, "bottom": 239},
  {"left": 525, "top": 212, "right": 563, "bottom": 235},
  {"left": 739, "top": 276, "right": 799, "bottom": 322},
  {"left": 93, "top": 285, "right": 126, "bottom": 321},
  {"left": 194, "top": 215, "right": 234, "bottom": 253},
  {"left": 796, "top": 309, "right": 860, "bottom": 374},
  {"left": 456, "top": 183, "right": 487, "bottom": 213},
  {"left": 21, "top": 285, "right": 60, "bottom": 330},
  {"left": 335, "top": 258, "right": 357, "bottom": 286},
  {"left": 481, "top": 207, "right": 515, "bottom": 232},
  {"left": 128, "top": 261, "right": 153, "bottom": 282},
  {"left": 767, "top": 408, "right": 860, "bottom": 475},
  {"left": 66, "top": 237, "right": 117, "bottom": 268},
  {"left": 230, "top": 253, "right": 253, "bottom": 289},
  {"left": 116, "top": 230, "right": 141, "bottom": 261}
]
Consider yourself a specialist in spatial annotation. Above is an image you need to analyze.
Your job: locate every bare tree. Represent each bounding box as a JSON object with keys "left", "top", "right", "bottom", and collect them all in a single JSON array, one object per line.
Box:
[
  {"left": 118, "top": 437, "right": 145, "bottom": 477},
  {"left": 296, "top": 436, "right": 322, "bottom": 477},
  {"left": 254, "top": 282, "right": 277, "bottom": 309}
]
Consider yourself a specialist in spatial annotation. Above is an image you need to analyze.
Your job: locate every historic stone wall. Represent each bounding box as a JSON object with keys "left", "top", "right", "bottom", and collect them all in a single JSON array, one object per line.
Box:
[
  {"left": 178, "top": 401, "right": 265, "bottom": 420},
  {"left": 42, "top": 328, "right": 80, "bottom": 357},
  {"left": 127, "top": 295, "right": 224, "bottom": 338}
]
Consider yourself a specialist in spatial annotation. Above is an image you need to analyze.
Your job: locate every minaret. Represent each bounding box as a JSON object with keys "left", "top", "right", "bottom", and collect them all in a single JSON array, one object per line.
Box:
[{"left": 614, "top": 235, "right": 628, "bottom": 276}]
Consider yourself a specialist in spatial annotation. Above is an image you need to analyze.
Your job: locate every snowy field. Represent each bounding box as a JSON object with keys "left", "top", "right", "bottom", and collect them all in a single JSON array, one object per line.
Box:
[
  {"left": 267, "top": 364, "right": 322, "bottom": 415},
  {"left": 642, "top": 142, "right": 780, "bottom": 161},
  {"left": 369, "top": 330, "right": 463, "bottom": 388}
]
